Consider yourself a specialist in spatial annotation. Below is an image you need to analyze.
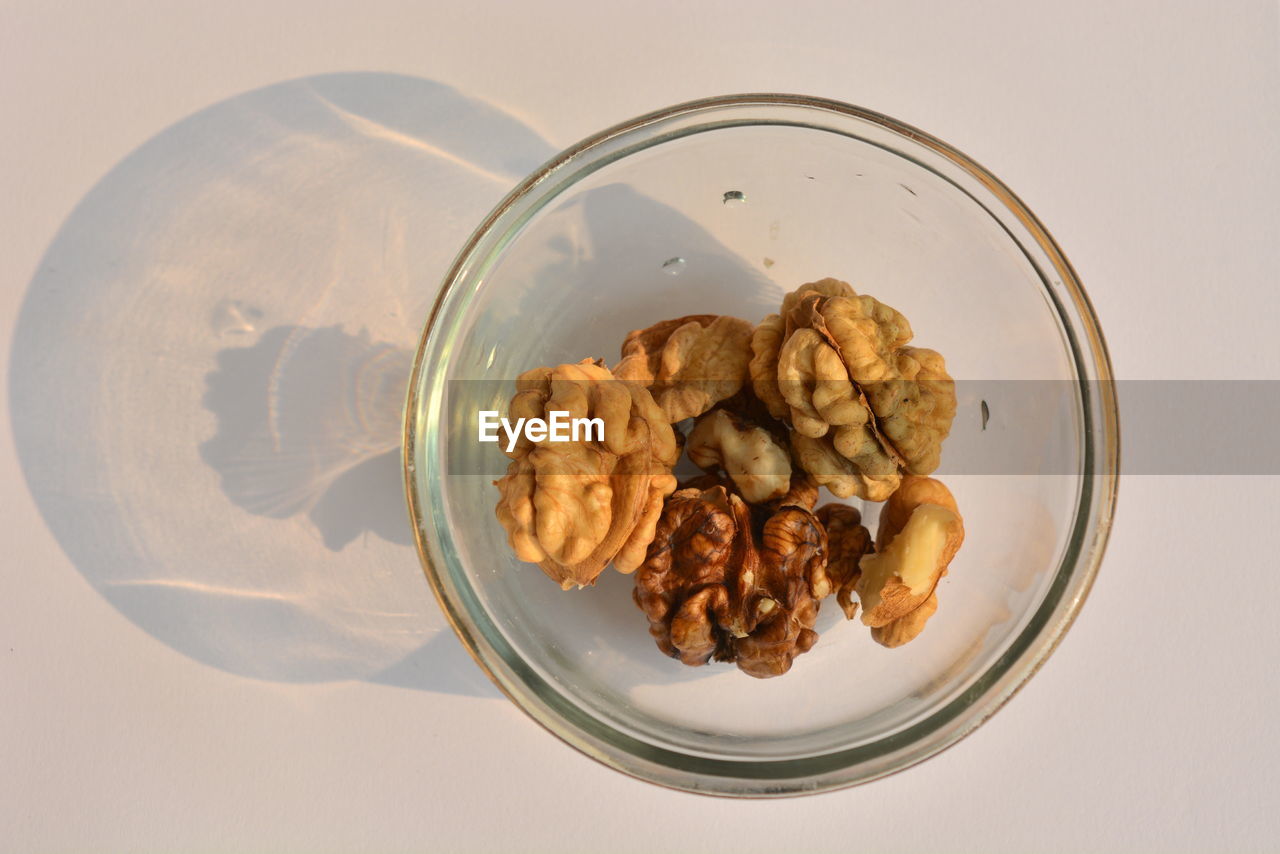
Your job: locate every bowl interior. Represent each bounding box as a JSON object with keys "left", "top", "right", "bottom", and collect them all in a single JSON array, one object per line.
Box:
[{"left": 410, "top": 101, "right": 1108, "bottom": 790}]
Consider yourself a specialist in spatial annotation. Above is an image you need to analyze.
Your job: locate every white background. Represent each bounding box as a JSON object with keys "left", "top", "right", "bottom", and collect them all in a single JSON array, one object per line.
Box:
[{"left": 3, "top": 2, "right": 1279, "bottom": 851}]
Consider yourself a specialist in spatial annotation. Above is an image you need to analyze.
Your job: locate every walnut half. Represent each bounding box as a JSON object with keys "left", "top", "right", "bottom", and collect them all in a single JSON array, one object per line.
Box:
[
  {"left": 633, "top": 484, "right": 828, "bottom": 678},
  {"left": 493, "top": 359, "right": 679, "bottom": 590},
  {"left": 856, "top": 475, "right": 964, "bottom": 646}
]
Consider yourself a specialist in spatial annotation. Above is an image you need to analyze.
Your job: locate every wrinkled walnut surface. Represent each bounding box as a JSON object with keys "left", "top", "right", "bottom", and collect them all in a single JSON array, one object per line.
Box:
[
  {"left": 815, "top": 503, "right": 874, "bottom": 620},
  {"left": 857, "top": 475, "right": 964, "bottom": 646},
  {"left": 749, "top": 278, "right": 956, "bottom": 494},
  {"left": 634, "top": 484, "right": 829, "bottom": 678},
  {"left": 871, "top": 347, "right": 956, "bottom": 476},
  {"left": 614, "top": 314, "right": 754, "bottom": 422},
  {"left": 493, "top": 284, "right": 963, "bottom": 674},
  {"left": 493, "top": 359, "right": 678, "bottom": 590},
  {"left": 790, "top": 432, "right": 900, "bottom": 502},
  {"left": 870, "top": 593, "right": 938, "bottom": 648}
]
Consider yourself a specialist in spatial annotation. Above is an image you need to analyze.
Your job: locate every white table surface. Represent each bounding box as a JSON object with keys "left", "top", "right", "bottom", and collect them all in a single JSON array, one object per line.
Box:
[{"left": 3, "top": 2, "right": 1278, "bottom": 851}]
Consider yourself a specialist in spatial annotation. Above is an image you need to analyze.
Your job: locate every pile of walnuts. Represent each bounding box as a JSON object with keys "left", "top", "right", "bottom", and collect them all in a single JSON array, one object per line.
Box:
[{"left": 494, "top": 279, "right": 965, "bottom": 678}]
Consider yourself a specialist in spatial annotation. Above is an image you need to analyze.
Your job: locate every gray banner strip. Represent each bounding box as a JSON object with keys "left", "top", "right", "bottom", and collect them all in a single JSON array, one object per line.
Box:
[{"left": 438, "top": 380, "right": 1276, "bottom": 475}]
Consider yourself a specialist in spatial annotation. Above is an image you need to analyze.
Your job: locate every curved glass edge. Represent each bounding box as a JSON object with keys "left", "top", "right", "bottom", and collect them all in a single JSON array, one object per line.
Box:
[{"left": 403, "top": 93, "right": 1120, "bottom": 797}]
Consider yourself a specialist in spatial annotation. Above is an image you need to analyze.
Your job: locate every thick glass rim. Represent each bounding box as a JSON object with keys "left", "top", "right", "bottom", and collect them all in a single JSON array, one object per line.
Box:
[{"left": 403, "top": 93, "right": 1120, "bottom": 797}]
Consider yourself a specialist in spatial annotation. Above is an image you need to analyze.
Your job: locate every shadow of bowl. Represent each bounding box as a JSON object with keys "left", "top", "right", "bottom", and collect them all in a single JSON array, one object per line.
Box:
[{"left": 8, "top": 72, "right": 554, "bottom": 691}]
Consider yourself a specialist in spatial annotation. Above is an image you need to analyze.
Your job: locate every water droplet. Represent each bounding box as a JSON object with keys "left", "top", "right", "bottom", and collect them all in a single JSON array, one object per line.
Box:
[
  {"left": 762, "top": 257, "right": 775, "bottom": 269},
  {"left": 661, "top": 256, "right": 686, "bottom": 276},
  {"left": 722, "top": 190, "right": 746, "bottom": 205},
  {"left": 210, "top": 299, "right": 262, "bottom": 337},
  {"left": 981, "top": 400, "right": 990, "bottom": 430}
]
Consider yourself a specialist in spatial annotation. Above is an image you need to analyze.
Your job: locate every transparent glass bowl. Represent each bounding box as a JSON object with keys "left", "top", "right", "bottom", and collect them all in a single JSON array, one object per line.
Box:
[{"left": 404, "top": 94, "right": 1118, "bottom": 796}]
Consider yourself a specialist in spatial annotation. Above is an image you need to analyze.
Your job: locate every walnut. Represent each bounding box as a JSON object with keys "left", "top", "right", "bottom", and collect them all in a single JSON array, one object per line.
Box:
[
  {"left": 773, "top": 471, "right": 819, "bottom": 511},
  {"left": 867, "top": 347, "right": 956, "bottom": 476},
  {"left": 493, "top": 359, "right": 678, "bottom": 590},
  {"left": 775, "top": 327, "right": 867, "bottom": 439},
  {"left": 790, "top": 432, "right": 900, "bottom": 501},
  {"left": 747, "top": 313, "right": 788, "bottom": 419},
  {"left": 749, "top": 278, "right": 956, "bottom": 491},
  {"left": 750, "top": 278, "right": 862, "bottom": 427},
  {"left": 870, "top": 593, "right": 938, "bottom": 648},
  {"left": 614, "top": 315, "right": 754, "bottom": 422},
  {"left": 856, "top": 476, "right": 964, "bottom": 646},
  {"left": 633, "top": 484, "right": 828, "bottom": 678},
  {"left": 815, "top": 504, "right": 874, "bottom": 620},
  {"left": 686, "top": 408, "right": 792, "bottom": 504}
]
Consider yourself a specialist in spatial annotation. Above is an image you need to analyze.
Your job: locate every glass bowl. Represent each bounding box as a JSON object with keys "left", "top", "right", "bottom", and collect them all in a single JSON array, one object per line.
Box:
[{"left": 404, "top": 94, "right": 1118, "bottom": 796}]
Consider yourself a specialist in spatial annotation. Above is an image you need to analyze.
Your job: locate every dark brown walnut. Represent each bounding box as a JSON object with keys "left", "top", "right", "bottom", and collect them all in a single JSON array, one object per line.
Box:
[
  {"left": 493, "top": 359, "right": 679, "bottom": 590},
  {"left": 633, "top": 484, "right": 829, "bottom": 678},
  {"left": 614, "top": 314, "right": 755, "bottom": 422},
  {"left": 814, "top": 504, "right": 874, "bottom": 620}
]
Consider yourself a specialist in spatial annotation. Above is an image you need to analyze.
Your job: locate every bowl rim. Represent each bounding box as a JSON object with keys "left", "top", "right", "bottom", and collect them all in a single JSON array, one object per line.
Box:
[{"left": 402, "top": 92, "right": 1120, "bottom": 797}]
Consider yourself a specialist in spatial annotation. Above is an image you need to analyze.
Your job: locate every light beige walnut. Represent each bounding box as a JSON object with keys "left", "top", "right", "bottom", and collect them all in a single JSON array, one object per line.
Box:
[
  {"left": 873, "top": 347, "right": 957, "bottom": 476},
  {"left": 607, "top": 449, "right": 680, "bottom": 576},
  {"left": 614, "top": 314, "right": 754, "bottom": 422},
  {"left": 493, "top": 359, "right": 678, "bottom": 590},
  {"left": 856, "top": 476, "right": 964, "bottom": 646},
  {"left": 805, "top": 292, "right": 913, "bottom": 389},
  {"left": 775, "top": 328, "right": 869, "bottom": 438},
  {"left": 872, "top": 474, "right": 964, "bottom": 552},
  {"left": 871, "top": 593, "right": 938, "bottom": 648},
  {"left": 747, "top": 313, "right": 788, "bottom": 419},
  {"left": 790, "top": 432, "right": 900, "bottom": 501},
  {"left": 749, "top": 278, "right": 856, "bottom": 420},
  {"left": 686, "top": 408, "right": 791, "bottom": 504},
  {"left": 779, "top": 277, "right": 857, "bottom": 326},
  {"left": 749, "top": 278, "right": 957, "bottom": 490}
]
